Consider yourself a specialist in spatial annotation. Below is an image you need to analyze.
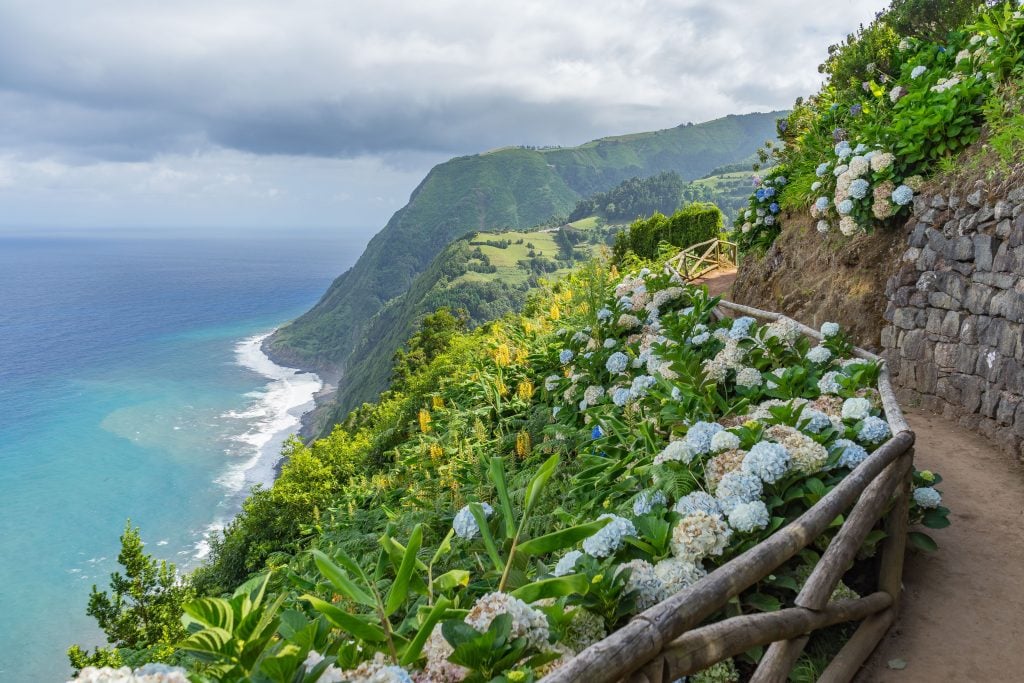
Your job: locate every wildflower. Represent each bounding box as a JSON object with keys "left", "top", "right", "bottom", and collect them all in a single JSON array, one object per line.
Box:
[
  {"left": 591, "top": 424, "right": 604, "bottom": 439},
  {"left": 892, "top": 185, "right": 914, "bottom": 206},
  {"left": 453, "top": 502, "right": 494, "bottom": 539},
  {"left": 715, "top": 471, "right": 763, "bottom": 514},
  {"left": 742, "top": 441, "right": 791, "bottom": 484},
  {"left": 655, "top": 557, "right": 707, "bottom": 595},
  {"left": 465, "top": 592, "right": 550, "bottom": 651},
  {"left": 633, "top": 490, "right": 668, "bottom": 516},
  {"left": 848, "top": 178, "right": 870, "bottom": 200},
  {"left": 858, "top": 416, "right": 891, "bottom": 445},
  {"left": 728, "top": 500, "right": 770, "bottom": 532},
  {"left": 553, "top": 549, "right": 584, "bottom": 577},
  {"left": 654, "top": 439, "right": 699, "bottom": 466},
  {"left": 834, "top": 438, "right": 869, "bottom": 469},
  {"left": 911, "top": 65, "right": 927, "bottom": 78},
  {"left": 820, "top": 322, "right": 840, "bottom": 337},
  {"left": 913, "top": 486, "right": 942, "bottom": 508},
  {"left": 583, "top": 514, "right": 636, "bottom": 557},
  {"left": 616, "top": 559, "right": 666, "bottom": 610},
  {"left": 842, "top": 397, "right": 872, "bottom": 421},
  {"left": 675, "top": 491, "right": 723, "bottom": 517},
  {"left": 559, "top": 349, "right": 575, "bottom": 365},
  {"left": 671, "top": 511, "right": 733, "bottom": 561}
]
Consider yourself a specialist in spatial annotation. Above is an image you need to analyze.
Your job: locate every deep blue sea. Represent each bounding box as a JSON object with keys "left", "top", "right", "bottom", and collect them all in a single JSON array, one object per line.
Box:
[{"left": 0, "top": 232, "right": 362, "bottom": 682}]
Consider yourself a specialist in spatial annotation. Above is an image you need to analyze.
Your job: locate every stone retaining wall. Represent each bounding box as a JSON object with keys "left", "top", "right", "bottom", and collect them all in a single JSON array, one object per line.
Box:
[{"left": 882, "top": 185, "right": 1024, "bottom": 460}]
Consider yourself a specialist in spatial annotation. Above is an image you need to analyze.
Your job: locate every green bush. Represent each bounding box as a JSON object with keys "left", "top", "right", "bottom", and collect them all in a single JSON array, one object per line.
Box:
[{"left": 612, "top": 202, "right": 723, "bottom": 262}]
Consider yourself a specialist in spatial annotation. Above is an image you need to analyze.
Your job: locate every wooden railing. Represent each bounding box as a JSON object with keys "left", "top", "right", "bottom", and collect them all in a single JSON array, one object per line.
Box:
[
  {"left": 543, "top": 300, "right": 913, "bottom": 683},
  {"left": 664, "top": 239, "right": 739, "bottom": 281}
]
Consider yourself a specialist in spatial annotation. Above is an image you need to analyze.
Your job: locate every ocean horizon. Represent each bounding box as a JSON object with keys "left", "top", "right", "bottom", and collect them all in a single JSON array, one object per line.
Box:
[{"left": 0, "top": 231, "right": 362, "bottom": 682}]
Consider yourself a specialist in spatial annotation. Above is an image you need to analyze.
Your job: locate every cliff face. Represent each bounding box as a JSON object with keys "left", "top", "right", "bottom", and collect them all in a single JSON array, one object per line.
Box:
[{"left": 268, "top": 111, "right": 784, "bottom": 411}]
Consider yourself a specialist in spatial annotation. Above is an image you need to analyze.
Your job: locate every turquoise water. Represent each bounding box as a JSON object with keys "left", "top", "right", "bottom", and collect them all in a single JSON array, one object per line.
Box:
[{"left": 0, "top": 233, "right": 360, "bottom": 681}]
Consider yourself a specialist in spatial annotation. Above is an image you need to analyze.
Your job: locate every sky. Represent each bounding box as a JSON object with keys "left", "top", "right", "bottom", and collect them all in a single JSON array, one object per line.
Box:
[{"left": 0, "top": 0, "right": 889, "bottom": 234}]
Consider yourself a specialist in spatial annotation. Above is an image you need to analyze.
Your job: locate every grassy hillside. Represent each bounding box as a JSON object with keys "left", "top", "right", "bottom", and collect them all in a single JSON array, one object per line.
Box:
[{"left": 266, "top": 111, "right": 784, "bottom": 411}]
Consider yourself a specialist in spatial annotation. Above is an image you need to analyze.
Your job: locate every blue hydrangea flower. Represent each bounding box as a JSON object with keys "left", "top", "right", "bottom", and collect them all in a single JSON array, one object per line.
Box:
[
  {"left": 633, "top": 490, "right": 668, "bottom": 516},
  {"left": 685, "top": 421, "right": 725, "bottom": 455},
  {"left": 559, "top": 349, "right": 574, "bottom": 364},
  {"left": 854, "top": 143, "right": 868, "bottom": 154},
  {"left": 913, "top": 486, "right": 942, "bottom": 509},
  {"left": 775, "top": 176, "right": 788, "bottom": 186},
  {"left": 612, "top": 387, "right": 631, "bottom": 407},
  {"left": 674, "top": 491, "right": 722, "bottom": 517},
  {"left": 453, "top": 502, "right": 494, "bottom": 539},
  {"left": 818, "top": 371, "right": 842, "bottom": 395},
  {"left": 603, "top": 338, "right": 617, "bottom": 349},
  {"left": 690, "top": 331, "right": 710, "bottom": 345},
  {"left": 763, "top": 187, "right": 776, "bottom": 198},
  {"left": 597, "top": 307, "right": 613, "bottom": 321},
  {"left": 911, "top": 65, "right": 927, "bottom": 78},
  {"left": 583, "top": 514, "right": 636, "bottom": 557},
  {"left": 764, "top": 215, "right": 776, "bottom": 226},
  {"left": 833, "top": 164, "right": 849, "bottom": 177},
  {"left": 553, "top": 549, "right": 584, "bottom": 576},
  {"left": 606, "top": 351, "right": 629, "bottom": 374},
  {"left": 730, "top": 316, "right": 756, "bottom": 339},
  {"left": 742, "top": 441, "right": 791, "bottom": 483},
  {"left": 756, "top": 188, "right": 766, "bottom": 200},
  {"left": 816, "top": 162, "right": 830, "bottom": 177},
  {"left": 834, "top": 438, "right": 868, "bottom": 468},
  {"left": 820, "top": 322, "right": 840, "bottom": 337},
  {"left": 716, "top": 471, "right": 763, "bottom": 514},
  {"left": 835, "top": 141, "right": 852, "bottom": 159},
  {"left": 849, "top": 104, "right": 863, "bottom": 116},
  {"left": 671, "top": 386, "right": 682, "bottom": 401},
  {"left": 800, "top": 408, "right": 833, "bottom": 434},
  {"left": 769, "top": 202, "right": 780, "bottom": 214},
  {"left": 592, "top": 425, "right": 604, "bottom": 439},
  {"left": 849, "top": 178, "right": 870, "bottom": 199},
  {"left": 630, "top": 374, "right": 657, "bottom": 398},
  {"left": 815, "top": 197, "right": 830, "bottom": 212},
  {"left": 806, "top": 345, "right": 832, "bottom": 364},
  {"left": 837, "top": 199, "right": 854, "bottom": 215},
  {"left": 728, "top": 500, "right": 770, "bottom": 532},
  {"left": 892, "top": 184, "right": 914, "bottom": 206},
  {"left": 858, "top": 416, "right": 891, "bottom": 445}
]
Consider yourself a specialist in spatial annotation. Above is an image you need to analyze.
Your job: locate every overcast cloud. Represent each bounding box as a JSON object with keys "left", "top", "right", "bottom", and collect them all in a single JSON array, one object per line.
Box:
[{"left": 0, "top": 0, "right": 887, "bottom": 232}]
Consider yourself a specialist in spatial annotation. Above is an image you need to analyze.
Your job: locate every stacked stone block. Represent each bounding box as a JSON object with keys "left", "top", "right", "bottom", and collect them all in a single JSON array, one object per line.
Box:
[{"left": 882, "top": 186, "right": 1024, "bottom": 459}]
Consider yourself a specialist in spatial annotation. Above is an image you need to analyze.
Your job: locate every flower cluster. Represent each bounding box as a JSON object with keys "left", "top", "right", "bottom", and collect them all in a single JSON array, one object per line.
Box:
[
  {"left": 453, "top": 502, "right": 493, "bottom": 540},
  {"left": 70, "top": 666, "right": 191, "bottom": 683},
  {"left": 582, "top": 514, "right": 636, "bottom": 557},
  {"left": 465, "top": 592, "right": 551, "bottom": 651}
]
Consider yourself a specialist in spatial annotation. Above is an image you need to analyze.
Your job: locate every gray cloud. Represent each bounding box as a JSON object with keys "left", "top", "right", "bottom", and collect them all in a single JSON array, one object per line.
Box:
[{"left": 0, "top": 0, "right": 888, "bottom": 229}]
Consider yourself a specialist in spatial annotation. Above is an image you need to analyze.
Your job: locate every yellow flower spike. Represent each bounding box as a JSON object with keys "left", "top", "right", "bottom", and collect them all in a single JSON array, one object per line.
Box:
[
  {"left": 515, "top": 347, "right": 529, "bottom": 365},
  {"left": 516, "top": 379, "right": 534, "bottom": 401},
  {"left": 515, "top": 430, "right": 532, "bottom": 458},
  {"left": 610, "top": 265, "right": 619, "bottom": 278},
  {"left": 418, "top": 408, "right": 432, "bottom": 433},
  {"left": 493, "top": 344, "right": 511, "bottom": 367},
  {"left": 496, "top": 378, "right": 508, "bottom": 396},
  {"left": 549, "top": 303, "right": 560, "bottom": 320},
  {"left": 429, "top": 443, "right": 443, "bottom": 461},
  {"left": 432, "top": 395, "right": 444, "bottom": 409}
]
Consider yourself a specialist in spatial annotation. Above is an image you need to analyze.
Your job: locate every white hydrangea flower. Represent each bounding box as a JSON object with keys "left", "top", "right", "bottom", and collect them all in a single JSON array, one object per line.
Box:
[
  {"left": 633, "top": 489, "right": 668, "bottom": 516},
  {"left": 674, "top": 491, "right": 722, "bottom": 518},
  {"left": 616, "top": 559, "right": 666, "bottom": 610},
  {"left": 582, "top": 514, "right": 636, "bottom": 557},
  {"left": 654, "top": 557, "right": 707, "bottom": 595},
  {"left": 671, "top": 511, "right": 733, "bottom": 561},
  {"left": 453, "top": 502, "right": 494, "bottom": 539},
  {"left": 728, "top": 500, "right": 771, "bottom": 532},
  {"left": 340, "top": 653, "right": 413, "bottom": 683},
  {"left": 465, "top": 592, "right": 550, "bottom": 650},
  {"left": 544, "top": 375, "right": 560, "bottom": 391},
  {"left": 741, "top": 441, "right": 791, "bottom": 484},
  {"left": 767, "top": 425, "right": 829, "bottom": 474},
  {"left": 764, "top": 319, "right": 799, "bottom": 344},
  {"left": 911, "top": 65, "right": 927, "bottom": 78},
  {"left": 553, "top": 550, "right": 584, "bottom": 577},
  {"left": 806, "top": 345, "right": 832, "bottom": 364},
  {"left": 913, "top": 486, "right": 942, "bottom": 509},
  {"left": 735, "top": 366, "right": 763, "bottom": 389},
  {"left": 654, "top": 439, "right": 699, "bottom": 466},
  {"left": 816, "top": 220, "right": 831, "bottom": 234},
  {"left": 715, "top": 471, "right": 763, "bottom": 514},
  {"left": 820, "top": 322, "right": 840, "bottom": 337},
  {"left": 421, "top": 624, "right": 469, "bottom": 682},
  {"left": 583, "top": 385, "right": 605, "bottom": 406},
  {"left": 847, "top": 155, "right": 869, "bottom": 177},
  {"left": 818, "top": 371, "right": 842, "bottom": 395},
  {"left": 72, "top": 665, "right": 192, "bottom": 683},
  {"left": 839, "top": 216, "right": 859, "bottom": 236},
  {"left": 841, "top": 397, "right": 872, "bottom": 421},
  {"left": 710, "top": 430, "right": 741, "bottom": 453}
]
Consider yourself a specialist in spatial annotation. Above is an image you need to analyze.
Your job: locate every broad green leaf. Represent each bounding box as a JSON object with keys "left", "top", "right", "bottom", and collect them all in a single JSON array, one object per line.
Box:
[
  {"left": 399, "top": 597, "right": 452, "bottom": 666},
  {"left": 434, "top": 569, "right": 471, "bottom": 592},
  {"left": 510, "top": 573, "right": 590, "bottom": 603},
  {"left": 301, "top": 595, "right": 387, "bottom": 642},
  {"left": 385, "top": 524, "right": 424, "bottom": 616},
  {"left": 523, "top": 454, "right": 560, "bottom": 519},
  {"left": 430, "top": 528, "right": 455, "bottom": 567},
  {"left": 489, "top": 456, "right": 517, "bottom": 538},
  {"left": 179, "top": 627, "right": 234, "bottom": 661},
  {"left": 744, "top": 592, "right": 781, "bottom": 612},
  {"left": 469, "top": 502, "right": 504, "bottom": 572},
  {"left": 310, "top": 550, "right": 375, "bottom": 608},
  {"left": 182, "top": 598, "right": 234, "bottom": 631},
  {"left": 908, "top": 531, "right": 938, "bottom": 552},
  {"left": 516, "top": 518, "right": 611, "bottom": 558}
]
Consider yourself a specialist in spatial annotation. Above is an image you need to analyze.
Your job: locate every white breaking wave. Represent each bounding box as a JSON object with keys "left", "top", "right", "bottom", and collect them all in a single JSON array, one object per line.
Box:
[{"left": 193, "top": 331, "right": 321, "bottom": 560}]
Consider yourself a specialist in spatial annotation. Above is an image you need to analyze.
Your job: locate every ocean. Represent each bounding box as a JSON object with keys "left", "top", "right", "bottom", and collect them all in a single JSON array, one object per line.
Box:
[{"left": 0, "top": 232, "right": 361, "bottom": 682}]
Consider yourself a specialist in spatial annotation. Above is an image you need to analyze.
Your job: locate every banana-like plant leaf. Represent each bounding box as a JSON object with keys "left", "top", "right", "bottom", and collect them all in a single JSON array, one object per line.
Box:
[
  {"left": 179, "top": 627, "right": 235, "bottom": 661},
  {"left": 182, "top": 598, "right": 234, "bottom": 632},
  {"left": 310, "top": 550, "right": 375, "bottom": 608},
  {"left": 301, "top": 595, "right": 387, "bottom": 642},
  {"left": 430, "top": 528, "right": 455, "bottom": 567},
  {"left": 469, "top": 502, "right": 504, "bottom": 572},
  {"left": 489, "top": 456, "right": 516, "bottom": 538},
  {"left": 510, "top": 573, "right": 589, "bottom": 603},
  {"left": 523, "top": 454, "right": 560, "bottom": 519},
  {"left": 516, "top": 518, "right": 611, "bottom": 558},
  {"left": 385, "top": 524, "right": 423, "bottom": 616},
  {"left": 399, "top": 597, "right": 453, "bottom": 666},
  {"left": 434, "top": 569, "right": 470, "bottom": 592}
]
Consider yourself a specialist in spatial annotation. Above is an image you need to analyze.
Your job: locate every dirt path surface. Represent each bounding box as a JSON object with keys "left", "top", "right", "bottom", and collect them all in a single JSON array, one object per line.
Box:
[
  {"left": 691, "top": 267, "right": 737, "bottom": 298},
  {"left": 856, "top": 407, "right": 1024, "bottom": 682}
]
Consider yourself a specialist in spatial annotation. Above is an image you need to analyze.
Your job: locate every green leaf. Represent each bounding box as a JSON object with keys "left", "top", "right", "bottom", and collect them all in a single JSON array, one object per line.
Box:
[
  {"left": 310, "top": 550, "right": 375, "bottom": 608},
  {"left": 908, "top": 531, "right": 938, "bottom": 552},
  {"left": 922, "top": 509, "right": 951, "bottom": 529},
  {"left": 300, "top": 595, "right": 387, "bottom": 642},
  {"left": 434, "top": 569, "right": 471, "bottom": 592},
  {"left": 510, "top": 573, "right": 590, "bottom": 603},
  {"left": 399, "top": 597, "right": 452, "bottom": 666},
  {"left": 385, "top": 524, "right": 424, "bottom": 616},
  {"left": 179, "top": 627, "right": 234, "bottom": 661},
  {"left": 516, "top": 518, "right": 611, "bottom": 557},
  {"left": 523, "top": 454, "right": 560, "bottom": 519},
  {"left": 489, "top": 456, "right": 517, "bottom": 539},
  {"left": 430, "top": 528, "right": 455, "bottom": 567},
  {"left": 182, "top": 598, "right": 234, "bottom": 632},
  {"left": 469, "top": 502, "right": 505, "bottom": 572},
  {"left": 744, "top": 592, "right": 781, "bottom": 612}
]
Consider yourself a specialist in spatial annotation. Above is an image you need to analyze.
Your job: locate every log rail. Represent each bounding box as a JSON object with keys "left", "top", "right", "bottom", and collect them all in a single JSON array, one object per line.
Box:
[{"left": 542, "top": 298, "right": 914, "bottom": 683}]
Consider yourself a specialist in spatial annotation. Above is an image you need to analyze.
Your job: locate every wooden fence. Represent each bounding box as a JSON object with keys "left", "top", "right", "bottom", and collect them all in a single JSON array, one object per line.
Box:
[
  {"left": 542, "top": 300, "right": 914, "bottom": 683},
  {"left": 664, "top": 238, "right": 739, "bottom": 282}
]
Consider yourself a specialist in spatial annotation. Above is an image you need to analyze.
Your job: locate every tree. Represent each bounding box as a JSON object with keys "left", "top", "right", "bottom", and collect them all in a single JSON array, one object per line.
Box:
[{"left": 68, "top": 521, "right": 193, "bottom": 670}]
